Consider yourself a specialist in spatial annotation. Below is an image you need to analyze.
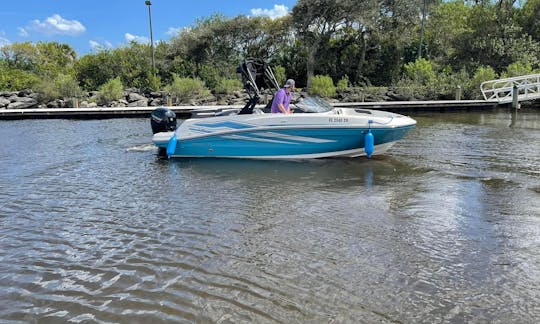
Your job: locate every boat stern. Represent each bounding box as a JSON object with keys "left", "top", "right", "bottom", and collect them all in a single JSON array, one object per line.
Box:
[{"left": 152, "top": 131, "right": 175, "bottom": 148}]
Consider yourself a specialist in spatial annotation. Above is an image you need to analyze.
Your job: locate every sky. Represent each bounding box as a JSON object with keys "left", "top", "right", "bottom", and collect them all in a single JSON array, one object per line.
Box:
[{"left": 0, "top": 0, "right": 297, "bottom": 56}]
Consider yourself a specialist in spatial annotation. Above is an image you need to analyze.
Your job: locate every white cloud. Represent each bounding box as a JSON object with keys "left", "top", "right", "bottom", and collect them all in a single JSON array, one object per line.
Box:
[
  {"left": 166, "top": 27, "right": 183, "bottom": 37},
  {"left": 125, "top": 33, "right": 149, "bottom": 44},
  {"left": 26, "top": 14, "right": 86, "bottom": 36},
  {"left": 18, "top": 27, "right": 28, "bottom": 37},
  {"left": 89, "top": 40, "right": 113, "bottom": 50},
  {"left": 250, "top": 4, "right": 289, "bottom": 19},
  {"left": 0, "top": 31, "right": 10, "bottom": 47}
]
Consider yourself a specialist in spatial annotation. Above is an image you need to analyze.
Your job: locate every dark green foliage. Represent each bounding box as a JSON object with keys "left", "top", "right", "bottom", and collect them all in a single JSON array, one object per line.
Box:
[{"left": 0, "top": 63, "right": 39, "bottom": 91}]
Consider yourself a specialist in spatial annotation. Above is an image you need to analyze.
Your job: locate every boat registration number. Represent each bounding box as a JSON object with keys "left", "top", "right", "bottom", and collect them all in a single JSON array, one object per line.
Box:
[{"left": 329, "top": 117, "right": 349, "bottom": 123}]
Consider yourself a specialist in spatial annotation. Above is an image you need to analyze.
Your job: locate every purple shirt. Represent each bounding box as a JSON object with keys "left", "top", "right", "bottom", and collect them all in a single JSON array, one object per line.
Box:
[{"left": 270, "top": 88, "right": 291, "bottom": 113}]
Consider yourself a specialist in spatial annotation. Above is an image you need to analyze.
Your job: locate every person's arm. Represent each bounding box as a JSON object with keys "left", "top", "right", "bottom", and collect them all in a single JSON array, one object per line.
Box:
[{"left": 278, "top": 103, "right": 288, "bottom": 114}]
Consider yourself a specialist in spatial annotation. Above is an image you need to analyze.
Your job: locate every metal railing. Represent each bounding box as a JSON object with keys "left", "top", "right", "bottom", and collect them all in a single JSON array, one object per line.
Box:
[{"left": 481, "top": 74, "right": 540, "bottom": 103}]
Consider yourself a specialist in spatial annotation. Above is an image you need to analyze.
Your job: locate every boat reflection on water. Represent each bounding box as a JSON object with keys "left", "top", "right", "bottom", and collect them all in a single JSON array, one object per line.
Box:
[{"left": 158, "top": 155, "right": 419, "bottom": 191}]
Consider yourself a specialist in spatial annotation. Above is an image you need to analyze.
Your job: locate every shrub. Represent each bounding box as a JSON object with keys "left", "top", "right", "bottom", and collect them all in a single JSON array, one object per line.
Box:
[
  {"left": 165, "top": 75, "right": 210, "bottom": 104},
  {"left": 501, "top": 62, "right": 533, "bottom": 78},
  {"left": 403, "top": 58, "right": 435, "bottom": 84},
  {"left": 98, "top": 77, "right": 124, "bottom": 104},
  {"left": 198, "top": 65, "right": 221, "bottom": 90},
  {"left": 469, "top": 66, "right": 497, "bottom": 99},
  {"left": 214, "top": 78, "right": 242, "bottom": 95},
  {"left": 55, "top": 74, "right": 83, "bottom": 99},
  {"left": 34, "top": 74, "right": 83, "bottom": 101},
  {"left": 337, "top": 75, "right": 349, "bottom": 91},
  {"left": 309, "top": 75, "right": 336, "bottom": 97},
  {"left": 0, "top": 66, "right": 39, "bottom": 91},
  {"left": 273, "top": 66, "right": 286, "bottom": 86},
  {"left": 146, "top": 72, "right": 162, "bottom": 92}
]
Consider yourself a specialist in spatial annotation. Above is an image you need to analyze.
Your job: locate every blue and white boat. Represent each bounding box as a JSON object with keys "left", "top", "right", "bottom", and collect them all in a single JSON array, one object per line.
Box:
[
  {"left": 151, "top": 97, "right": 415, "bottom": 159},
  {"left": 150, "top": 59, "right": 416, "bottom": 159}
]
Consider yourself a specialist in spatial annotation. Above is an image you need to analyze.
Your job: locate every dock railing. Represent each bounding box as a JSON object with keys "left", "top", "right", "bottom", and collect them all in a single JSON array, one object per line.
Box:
[{"left": 481, "top": 74, "right": 540, "bottom": 104}]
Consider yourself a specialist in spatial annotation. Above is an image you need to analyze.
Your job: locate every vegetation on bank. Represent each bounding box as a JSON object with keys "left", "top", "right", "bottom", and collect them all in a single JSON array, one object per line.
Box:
[{"left": 1, "top": 0, "right": 540, "bottom": 106}]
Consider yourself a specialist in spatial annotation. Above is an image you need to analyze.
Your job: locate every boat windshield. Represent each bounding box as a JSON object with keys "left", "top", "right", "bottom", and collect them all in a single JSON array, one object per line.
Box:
[{"left": 293, "top": 96, "right": 335, "bottom": 113}]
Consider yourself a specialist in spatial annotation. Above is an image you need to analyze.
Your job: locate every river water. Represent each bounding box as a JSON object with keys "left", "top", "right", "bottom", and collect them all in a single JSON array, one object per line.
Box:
[{"left": 1, "top": 108, "right": 539, "bottom": 323}]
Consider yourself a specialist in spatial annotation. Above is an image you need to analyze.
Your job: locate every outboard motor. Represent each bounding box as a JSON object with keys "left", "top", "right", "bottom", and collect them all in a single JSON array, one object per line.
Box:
[{"left": 151, "top": 107, "right": 177, "bottom": 134}]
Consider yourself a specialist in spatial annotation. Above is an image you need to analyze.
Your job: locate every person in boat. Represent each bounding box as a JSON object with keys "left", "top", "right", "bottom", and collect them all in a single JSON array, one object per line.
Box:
[{"left": 271, "top": 79, "right": 295, "bottom": 114}]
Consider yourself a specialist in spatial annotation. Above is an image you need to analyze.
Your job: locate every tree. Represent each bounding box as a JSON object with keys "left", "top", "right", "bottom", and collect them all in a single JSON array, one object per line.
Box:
[
  {"left": 0, "top": 42, "right": 39, "bottom": 71},
  {"left": 519, "top": 0, "right": 540, "bottom": 42},
  {"left": 453, "top": 1, "right": 540, "bottom": 73},
  {"left": 76, "top": 50, "right": 116, "bottom": 90},
  {"left": 292, "top": 0, "right": 357, "bottom": 88},
  {"left": 424, "top": 1, "right": 472, "bottom": 68}
]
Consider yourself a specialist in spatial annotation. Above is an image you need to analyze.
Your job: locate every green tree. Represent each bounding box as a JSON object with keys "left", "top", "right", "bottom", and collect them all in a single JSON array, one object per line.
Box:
[
  {"left": 519, "top": 0, "right": 540, "bottom": 42},
  {"left": 76, "top": 50, "right": 116, "bottom": 90},
  {"left": 111, "top": 42, "right": 154, "bottom": 89},
  {"left": 292, "top": 0, "right": 358, "bottom": 88},
  {"left": 453, "top": 1, "right": 540, "bottom": 73},
  {"left": 0, "top": 41, "right": 77, "bottom": 78},
  {"left": 0, "top": 42, "right": 39, "bottom": 71},
  {"left": 424, "top": 1, "right": 472, "bottom": 68},
  {"left": 35, "top": 42, "right": 77, "bottom": 78},
  {"left": 0, "top": 63, "right": 39, "bottom": 91}
]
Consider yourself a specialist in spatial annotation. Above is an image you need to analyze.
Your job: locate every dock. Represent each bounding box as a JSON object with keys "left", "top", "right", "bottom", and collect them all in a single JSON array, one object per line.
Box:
[{"left": 0, "top": 100, "right": 502, "bottom": 120}]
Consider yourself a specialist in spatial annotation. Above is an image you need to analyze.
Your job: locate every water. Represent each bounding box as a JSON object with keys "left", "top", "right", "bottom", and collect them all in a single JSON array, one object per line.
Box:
[{"left": 1, "top": 109, "right": 539, "bottom": 323}]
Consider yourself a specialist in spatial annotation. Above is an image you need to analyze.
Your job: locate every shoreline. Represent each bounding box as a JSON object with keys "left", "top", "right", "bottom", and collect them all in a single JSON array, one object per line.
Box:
[{"left": 0, "top": 100, "right": 507, "bottom": 120}]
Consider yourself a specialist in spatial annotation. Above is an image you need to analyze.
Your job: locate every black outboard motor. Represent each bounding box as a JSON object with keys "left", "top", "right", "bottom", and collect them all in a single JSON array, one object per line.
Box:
[{"left": 151, "top": 107, "right": 177, "bottom": 134}]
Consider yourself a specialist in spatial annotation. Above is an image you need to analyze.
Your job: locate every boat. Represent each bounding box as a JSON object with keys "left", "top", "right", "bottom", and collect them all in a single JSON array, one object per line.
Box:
[{"left": 150, "top": 59, "right": 416, "bottom": 160}]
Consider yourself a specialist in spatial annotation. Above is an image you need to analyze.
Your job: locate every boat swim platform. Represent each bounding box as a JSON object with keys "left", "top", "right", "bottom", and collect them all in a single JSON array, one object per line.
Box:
[{"left": 0, "top": 100, "right": 503, "bottom": 120}]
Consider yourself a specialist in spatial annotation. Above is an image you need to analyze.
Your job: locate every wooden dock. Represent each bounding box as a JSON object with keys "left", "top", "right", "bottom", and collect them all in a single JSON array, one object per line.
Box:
[{"left": 0, "top": 100, "right": 501, "bottom": 120}]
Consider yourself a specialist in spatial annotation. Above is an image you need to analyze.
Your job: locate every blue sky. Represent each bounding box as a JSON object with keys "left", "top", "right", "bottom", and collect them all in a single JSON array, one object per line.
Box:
[{"left": 0, "top": 0, "right": 297, "bottom": 56}]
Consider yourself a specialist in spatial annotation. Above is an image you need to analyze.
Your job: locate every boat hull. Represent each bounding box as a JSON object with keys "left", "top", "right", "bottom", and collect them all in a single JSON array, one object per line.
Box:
[{"left": 154, "top": 125, "right": 414, "bottom": 159}]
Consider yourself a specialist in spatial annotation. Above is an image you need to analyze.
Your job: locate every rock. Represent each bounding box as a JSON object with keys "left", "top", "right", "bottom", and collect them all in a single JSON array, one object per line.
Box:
[
  {"left": 0, "top": 97, "right": 10, "bottom": 108},
  {"left": 0, "top": 91, "right": 17, "bottom": 98},
  {"left": 109, "top": 100, "right": 127, "bottom": 107},
  {"left": 386, "top": 91, "right": 410, "bottom": 101},
  {"left": 127, "top": 92, "right": 146, "bottom": 102},
  {"left": 46, "top": 99, "right": 62, "bottom": 108},
  {"left": 7, "top": 97, "right": 38, "bottom": 109},
  {"left": 87, "top": 102, "right": 98, "bottom": 108},
  {"left": 128, "top": 98, "right": 148, "bottom": 107},
  {"left": 149, "top": 98, "right": 161, "bottom": 106},
  {"left": 18, "top": 89, "right": 33, "bottom": 97}
]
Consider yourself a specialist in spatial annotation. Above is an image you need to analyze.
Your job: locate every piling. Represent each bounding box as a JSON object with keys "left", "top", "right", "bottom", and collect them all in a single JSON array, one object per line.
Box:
[
  {"left": 512, "top": 84, "right": 520, "bottom": 110},
  {"left": 455, "top": 86, "right": 462, "bottom": 101}
]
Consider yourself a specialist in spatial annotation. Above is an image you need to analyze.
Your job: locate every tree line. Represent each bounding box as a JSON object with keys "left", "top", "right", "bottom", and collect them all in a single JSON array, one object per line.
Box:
[{"left": 1, "top": 0, "right": 539, "bottom": 102}]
